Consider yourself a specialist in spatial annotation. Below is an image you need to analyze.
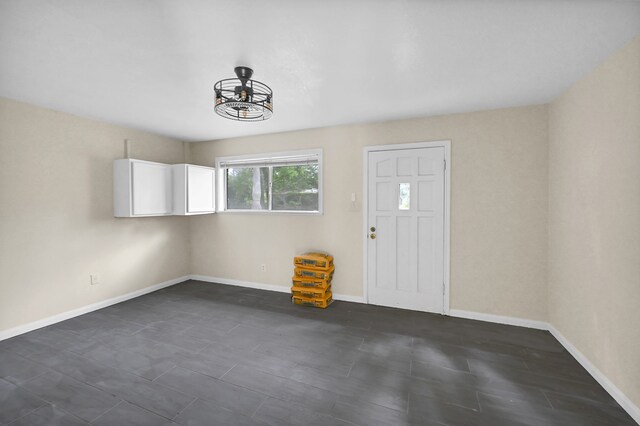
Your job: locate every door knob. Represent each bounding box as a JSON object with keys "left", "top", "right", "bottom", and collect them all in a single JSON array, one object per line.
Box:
[
  {"left": 370, "top": 233, "right": 376, "bottom": 240},
  {"left": 370, "top": 226, "right": 376, "bottom": 232}
]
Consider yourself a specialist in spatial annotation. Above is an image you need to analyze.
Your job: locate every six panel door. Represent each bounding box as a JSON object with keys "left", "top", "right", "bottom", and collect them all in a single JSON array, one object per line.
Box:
[{"left": 367, "top": 147, "right": 445, "bottom": 313}]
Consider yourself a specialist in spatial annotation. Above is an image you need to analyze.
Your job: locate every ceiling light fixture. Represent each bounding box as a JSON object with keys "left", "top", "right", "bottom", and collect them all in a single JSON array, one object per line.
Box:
[{"left": 214, "top": 66, "right": 273, "bottom": 121}]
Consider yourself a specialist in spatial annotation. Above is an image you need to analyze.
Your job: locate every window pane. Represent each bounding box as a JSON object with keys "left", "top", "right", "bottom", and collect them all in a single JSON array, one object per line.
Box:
[
  {"left": 272, "top": 164, "right": 319, "bottom": 211},
  {"left": 399, "top": 182, "right": 410, "bottom": 210},
  {"left": 226, "top": 167, "right": 269, "bottom": 210}
]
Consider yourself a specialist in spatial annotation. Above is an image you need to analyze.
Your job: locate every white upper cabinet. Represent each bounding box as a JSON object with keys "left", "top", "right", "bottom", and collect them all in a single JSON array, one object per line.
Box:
[
  {"left": 172, "top": 164, "right": 216, "bottom": 215},
  {"left": 114, "top": 159, "right": 173, "bottom": 217}
]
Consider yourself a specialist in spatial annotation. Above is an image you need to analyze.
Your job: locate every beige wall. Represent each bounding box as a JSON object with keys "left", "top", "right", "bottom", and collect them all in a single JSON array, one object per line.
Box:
[
  {"left": 0, "top": 98, "right": 190, "bottom": 332},
  {"left": 189, "top": 105, "right": 549, "bottom": 321},
  {"left": 548, "top": 36, "right": 640, "bottom": 407}
]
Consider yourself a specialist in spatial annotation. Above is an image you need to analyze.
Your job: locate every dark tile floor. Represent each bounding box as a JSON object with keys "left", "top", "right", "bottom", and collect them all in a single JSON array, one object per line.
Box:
[{"left": 0, "top": 280, "right": 635, "bottom": 425}]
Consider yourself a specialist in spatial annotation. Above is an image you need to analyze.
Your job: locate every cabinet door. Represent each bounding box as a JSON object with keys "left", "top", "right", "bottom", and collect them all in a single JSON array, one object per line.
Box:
[
  {"left": 132, "top": 162, "right": 172, "bottom": 215},
  {"left": 187, "top": 165, "right": 215, "bottom": 213}
]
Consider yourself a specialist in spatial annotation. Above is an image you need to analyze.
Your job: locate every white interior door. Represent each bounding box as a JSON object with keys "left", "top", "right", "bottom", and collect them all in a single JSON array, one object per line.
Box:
[{"left": 367, "top": 146, "right": 446, "bottom": 313}]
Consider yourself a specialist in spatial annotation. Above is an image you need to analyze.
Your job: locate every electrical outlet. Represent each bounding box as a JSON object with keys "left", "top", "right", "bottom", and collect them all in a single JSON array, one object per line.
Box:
[
  {"left": 260, "top": 264, "right": 267, "bottom": 272},
  {"left": 90, "top": 274, "right": 100, "bottom": 285}
]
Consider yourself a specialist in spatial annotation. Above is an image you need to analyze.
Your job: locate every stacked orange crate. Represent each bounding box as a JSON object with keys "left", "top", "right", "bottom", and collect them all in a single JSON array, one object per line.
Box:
[{"left": 291, "top": 252, "right": 334, "bottom": 308}]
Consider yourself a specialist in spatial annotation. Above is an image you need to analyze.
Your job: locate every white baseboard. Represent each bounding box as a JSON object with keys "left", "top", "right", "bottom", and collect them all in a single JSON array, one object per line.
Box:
[
  {"left": 190, "top": 275, "right": 291, "bottom": 294},
  {"left": 449, "top": 309, "right": 639, "bottom": 422},
  {"left": 448, "top": 308, "right": 548, "bottom": 330},
  {"left": 0, "top": 275, "right": 190, "bottom": 341},
  {"left": 332, "top": 293, "right": 367, "bottom": 303},
  {"left": 548, "top": 324, "right": 640, "bottom": 424},
  {"left": 189, "top": 275, "right": 366, "bottom": 304},
  {"left": 448, "top": 309, "right": 639, "bottom": 422}
]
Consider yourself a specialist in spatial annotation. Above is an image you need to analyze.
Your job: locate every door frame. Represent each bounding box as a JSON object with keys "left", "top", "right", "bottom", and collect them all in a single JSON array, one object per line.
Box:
[{"left": 362, "top": 140, "right": 451, "bottom": 314}]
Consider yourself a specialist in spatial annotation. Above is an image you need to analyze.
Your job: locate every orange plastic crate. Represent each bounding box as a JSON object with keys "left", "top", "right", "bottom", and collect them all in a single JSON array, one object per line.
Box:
[
  {"left": 292, "top": 292, "right": 333, "bottom": 309},
  {"left": 293, "top": 265, "right": 334, "bottom": 280},
  {"left": 293, "top": 252, "right": 334, "bottom": 271},
  {"left": 292, "top": 276, "right": 331, "bottom": 290},
  {"left": 291, "top": 285, "right": 331, "bottom": 299}
]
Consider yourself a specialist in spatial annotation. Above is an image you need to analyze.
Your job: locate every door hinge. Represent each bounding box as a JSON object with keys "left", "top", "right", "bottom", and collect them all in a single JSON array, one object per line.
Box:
[{"left": 443, "top": 159, "right": 447, "bottom": 171}]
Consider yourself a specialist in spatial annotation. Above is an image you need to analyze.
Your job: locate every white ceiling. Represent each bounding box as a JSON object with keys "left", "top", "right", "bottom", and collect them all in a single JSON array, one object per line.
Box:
[{"left": 1, "top": 1, "right": 639, "bottom": 142}]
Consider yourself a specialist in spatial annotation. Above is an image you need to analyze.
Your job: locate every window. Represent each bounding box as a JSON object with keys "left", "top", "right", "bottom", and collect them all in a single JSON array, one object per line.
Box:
[
  {"left": 217, "top": 149, "right": 322, "bottom": 213},
  {"left": 398, "top": 182, "right": 410, "bottom": 210}
]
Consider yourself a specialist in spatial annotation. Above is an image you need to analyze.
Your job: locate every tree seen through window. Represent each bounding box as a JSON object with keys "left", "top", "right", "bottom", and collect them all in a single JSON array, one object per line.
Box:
[{"left": 226, "top": 164, "right": 318, "bottom": 211}]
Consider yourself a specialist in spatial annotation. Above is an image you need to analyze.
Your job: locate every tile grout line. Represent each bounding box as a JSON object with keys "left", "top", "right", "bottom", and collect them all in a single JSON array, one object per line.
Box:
[
  {"left": 16, "top": 370, "right": 117, "bottom": 424},
  {"left": 346, "top": 362, "right": 355, "bottom": 378},
  {"left": 3, "top": 398, "right": 49, "bottom": 426},
  {"left": 89, "top": 399, "right": 124, "bottom": 424},
  {"left": 217, "top": 363, "right": 239, "bottom": 381},
  {"left": 542, "top": 390, "right": 555, "bottom": 409},
  {"left": 10, "top": 356, "right": 134, "bottom": 413},
  {"left": 474, "top": 390, "right": 483, "bottom": 413},
  {"left": 195, "top": 341, "right": 214, "bottom": 354},
  {"left": 121, "top": 398, "right": 185, "bottom": 423},
  {"left": 12, "top": 366, "right": 53, "bottom": 387},
  {"left": 152, "top": 364, "right": 179, "bottom": 383},
  {"left": 171, "top": 396, "right": 198, "bottom": 421},
  {"left": 250, "top": 397, "right": 268, "bottom": 421},
  {"left": 67, "top": 341, "right": 174, "bottom": 383}
]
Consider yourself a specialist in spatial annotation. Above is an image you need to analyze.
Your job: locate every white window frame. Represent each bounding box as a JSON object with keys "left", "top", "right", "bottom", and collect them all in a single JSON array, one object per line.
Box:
[{"left": 216, "top": 149, "right": 323, "bottom": 215}]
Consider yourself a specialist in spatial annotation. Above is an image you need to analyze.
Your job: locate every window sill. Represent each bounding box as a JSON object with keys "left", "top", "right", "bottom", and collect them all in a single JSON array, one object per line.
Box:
[{"left": 216, "top": 209, "right": 323, "bottom": 216}]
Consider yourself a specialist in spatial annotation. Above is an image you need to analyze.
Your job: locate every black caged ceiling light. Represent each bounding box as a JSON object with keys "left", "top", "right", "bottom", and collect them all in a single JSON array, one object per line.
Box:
[{"left": 214, "top": 66, "right": 273, "bottom": 121}]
